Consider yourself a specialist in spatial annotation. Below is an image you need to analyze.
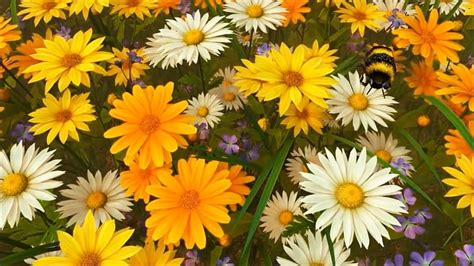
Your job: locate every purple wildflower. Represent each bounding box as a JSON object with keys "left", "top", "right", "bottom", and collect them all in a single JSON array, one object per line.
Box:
[
  {"left": 388, "top": 9, "right": 406, "bottom": 29},
  {"left": 216, "top": 256, "right": 234, "bottom": 266},
  {"left": 384, "top": 254, "right": 404, "bottom": 266},
  {"left": 128, "top": 51, "right": 142, "bottom": 63},
  {"left": 395, "top": 188, "right": 416, "bottom": 210},
  {"left": 10, "top": 122, "right": 33, "bottom": 142},
  {"left": 391, "top": 157, "right": 412, "bottom": 176},
  {"left": 346, "top": 32, "right": 364, "bottom": 52},
  {"left": 219, "top": 134, "right": 240, "bottom": 154},
  {"left": 178, "top": 0, "right": 191, "bottom": 14},
  {"left": 455, "top": 244, "right": 474, "bottom": 266},
  {"left": 256, "top": 43, "right": 271, "bottom": 56},
  {"left": 393, "top": 216, "right": 425, "bottom": 239},
  {"left": 55, "top": 25, "right": 71, "bottom": 39},
  {"left": 412, "top": 208, "right": 432, "bottom": 224},
  {"left": 195, "top": 123, "right": 209, "bottom": 141},
  {"left": 130, "top": 80, "right": 145, "bottom": 88},
  {"left": 409, "top": 251, "right": 444, "bottom": 266},
  {"left": 184, "top": 250, "right": 200, "bottom": 266}
]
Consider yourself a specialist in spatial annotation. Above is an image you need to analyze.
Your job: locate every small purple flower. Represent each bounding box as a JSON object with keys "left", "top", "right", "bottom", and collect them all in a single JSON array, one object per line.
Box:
[
  {"left": 127, "top": 51, "right": 142, "bottom": 63},
  {"left": 184, "top": 250, "right": 200, "bottom": 266},
  {"left": 384, "top": 254, "right": 404, "bottom": 266},
  {"left": 395, "top": 188, "right": 416, "bottom": 210},
  {"left": 455, "top": 244, "right": 474, "bottom": 266},
  {"left": 216, "top": 256, "right": 234, "bottom": 266},
  {"left": 130, "top": 80, "right": 145, "bottom": 88},
  {"left": 393, "top": 216, "right": 425, "bottom": 239},
  {"left": 219, "top": 134, "right": 240, "bottom": 154},
  {"left": 409, "top": 251, "right": 444, "bottom": 266},
  {"left": 347, "top": 32, "right": 364, "bottom": 52},
  {"left": 256, "top": 43, "right": 271, "bottom": 56},
  {"left": 55, "top": 25, "right": 71, "bottom": 39},
  {"left": 196, "top": 123, "right": 209, "bottom": 141},
  {"left": 10, "top": 122, "right": 33, "bottom": 142},
  {"left": 391, "top": 157, "right": 412, "bottom": 176},
  {"left": 178, "top": 0, "right": 191, "bottom": 14},
  {"left": 412, "top": 208, "right": 432, "bottom": 224},
  {"left": 388, "top": 9, "right": 406, "bottom": 28}
]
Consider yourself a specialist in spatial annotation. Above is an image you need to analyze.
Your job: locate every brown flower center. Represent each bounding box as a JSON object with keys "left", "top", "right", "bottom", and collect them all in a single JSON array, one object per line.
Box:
[
  {"left": 179, "top": 190, "right": 200, "bottom": 209},
  {"left": 223, "top": 92, "right": 236, "bottom": 102},
  {"left": 62, "top": 54, "right": 82, "bottom": 68},
  {"left": 86, "top": 192, "right": 107, "bottom": 209},
  {"left": 56, "top": 110, "right": 72, "bottom": 122},
  {"left": 79, "top": 253, "right": 101, "bottom": 266},
  {"left": 283, "top": 71, "right": 304, "bottom": 87},
  {"left": 353, "top": 10, "right": 367, "bottom": 20},
  {"left": 296, "top": 109, "right": 309, "bottom": 119},
  {"left": 128, "top": 0, "right": 140, "bottom": 7},
  {"left": 1, "top": 173, "right": 28, "bottom": 196},
  {"left": 140, "top": 115, "right": 160, "bottom": 134},
  {"left": 42, "top": 1, "right": 57, "bottom": 11}
]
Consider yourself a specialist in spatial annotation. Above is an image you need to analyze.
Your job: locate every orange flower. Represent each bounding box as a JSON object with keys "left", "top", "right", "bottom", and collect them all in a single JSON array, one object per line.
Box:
[
  {"left": 444, "top": 121, "right": 474, "bottom": 159},
  {"left": 9, "top": 34, "right": 45, "bottom": 79},
  {"left": 405, "top": 60, "right": 445, "bottom": 96},
  {"left": 282, "top": 0, "right": 311, "bottom": 26},
  {"left": 194, "top": 0, "right": 223, "bottom": 9},
  {"left": 0, "top": 58, "right": 13, "bottom": 79},
  {"left": 393, "top": 6, "right": 464, "bottom": 64},
  {"left": 153, "top": 0, "right": 180, "bottom": 15},
  {"left": 436, "top": 64, "right": 474, "bottom": 112},
  {"left": 0, "top": 17, "right": 21, "bottom": 58},
  {"left": 217, "top": 162, "right": 255, "bottom": 212}
]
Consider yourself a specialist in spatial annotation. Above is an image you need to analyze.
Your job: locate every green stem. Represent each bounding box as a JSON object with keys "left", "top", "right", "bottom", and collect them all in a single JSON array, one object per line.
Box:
[
  {"left": 197, "top": 57, "right": 206, "bottom": 93},
  {"left": 0, "top": 61, "right": 33, "bottom": 98}
]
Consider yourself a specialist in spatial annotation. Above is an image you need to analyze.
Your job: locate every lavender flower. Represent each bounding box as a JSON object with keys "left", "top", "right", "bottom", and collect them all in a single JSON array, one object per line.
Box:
[
  {"left": 219, "top": 134, "right": 240, "bottom": 154},
  {"left": 393, "top": 216, "right": 425, "bottom": 239},
  {"left": 10, "top": 122, "right": 33, "bottom": 142},
  {"left": 55, "top": 25, "right": 71, "bottom": 39},
  {"left": 256, "top": 43, "right": 271, "bottom": 56},
  {"left": 384, "top": 254, "right": 404, "bottom": 266},
  {"left": 216, "top": 256, "right": 234, "bottom": 266},
  {"left": 184, "top": 250, "right": 200, "bottom": 266},
  {"left": 395, "top": 188, "right": 416, "bottom": 210},
  {"left": 196, "top": 123, "right": 209, "bottom": 141},
  {"left": 128, "top": 51, "right": 142, "bottom": 63},
  {"left": 455, "top": 244, "right": 474, "bottom": 266},
  {"left": 130, "top": 80, "right": 146, "bottom": 88},
  {"left": 346, "top": 32, "right": 364, "bottom": 52},
  {"left": 388, "top": 9, "right": 406, "bottom": 29},
  {"left": 178, "top": 0, "right": 191, "bottom": 14},
  {"left": 409, "top": 251, "right": 444, "bottom": 266},
  {"left": 412, "top": 208, "right": 432, "bottom": 224},
  {"left": 391, "top": 157, "right": 412, "bottom": 176}
]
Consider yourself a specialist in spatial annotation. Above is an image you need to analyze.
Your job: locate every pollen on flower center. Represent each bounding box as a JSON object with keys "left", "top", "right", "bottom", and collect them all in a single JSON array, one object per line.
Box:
[
  {"left": 86, "top": 192, "right": 107, "bottom": 209},
  {"left": 179, "top": 190, "right": 200, "bottom": 209},
  {"left": 349, "top": 94, "right": 369, "bottom": 110},
  {"left": 336, "top": 183, "right": 364, "bottom": 209},
  {"left": 223, "top": 92, "right": 236, "bottom": 101},
  {"left": 56, "top": 110, "right": 72, "bottom": 122},
  {"left": 353, "top": 11, "right": 367, "bottom": 20},
  {"left": 278, "top": 210, "right": 294, "bottom": 225},
  {"left": 296, "top": 109, "right": 309, "bottom": 119},
  {"left": 197, "top": 107, "right": 209, "bottom": 117},
  {"left": 79, "top": 252, "right": 101, "bottom": 266},
  {"left": 62, "top": 54, "right": 82, "bottom": 68},
  {"left": 246, "top": 4, "right": 264, "bottom": 18},
  {"left": 183, "top": 29, "right": 205, "bottom": 45},
  {"left": 140, "top": 115, "right": 160, "bottom": 134},
  {"left": 283, "top": 71, "right": 304, "bottom": 87},
  {"left": 375, "top": 150, "right": 392, "bottom": 162},
  {"left": 1, "top": 173, "right": 28, "bottom": 196},
  {"left": 42, "top": 1, "right": 57, "bottom": 10}
]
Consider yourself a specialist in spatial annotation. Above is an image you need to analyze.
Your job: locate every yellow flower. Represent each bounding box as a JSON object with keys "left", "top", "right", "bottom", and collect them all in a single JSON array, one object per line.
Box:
[
  {"left": 464, "top": 0, "right": 474, "bottom": 15},
  {"left": 436, "top": 64, "right": 474, "bottom": 112},
  {"left": 18, "top": 0, "right": 70, "bottom": 26},
  {"left": 29, "top": 89, "right": 96, "bottom": 144},
  {"left": 33, "top": 210, "right": 140, "bottom": 266},
  {"left": 9, "top": 34, "right": 48, "bottom": 79},
  {"left": 70, "top": 0, "right": 110, "bottom": 19},
  {"left": 194, "top": 0, "right": 223, "bottom": 9},
  {"left": 234, "top": 58, "right": 267, "bottom": 98},
  {"left": 0, "top": 17, "right": 21, "bottom": 58},
  {"left": 336, "top": 0, "right": 386, "bottom": 37},
  {"left": 444, "top": 122, "right": 474, "bottom": 159},
  {"left": 443, "top": 155, "right": 474, "bottom": 217},
  {"left": 104, "top": 83, "right": 196, "bottom": 169},
  {"left": 281, "top": 97, "right": 325, "bottom": 136},
  {"left": 153, "top": 0, "right": 180, "bottom": 16},
  {"left": 405, "top": 60, "right": 445, "bottom": 96},
  {"left": 392, "top": 6, "right": 464, "bottom": 64},
  {"left": 107, "top": 47, "right": 149, "bottom": 86},
  {"left": 145, "top": 158, "right": 240, "bottom": 249},
  {"left": 110, "top": 0, "right": 156, "bottom": 20},
  {"left": 217, "top": 162, "right": 255, "bottom": 212},
  {"left": 130, "top": 240, "right": 183, "bottom": 266},
  {"left": 282, "top": 0, "right": 311, "bottom": 26},
  {"left": 24, "top": 29, "right": 113, "bottom": 93},
  {"left": 304, "top": 40, "right": 338, "bottom": 68}
]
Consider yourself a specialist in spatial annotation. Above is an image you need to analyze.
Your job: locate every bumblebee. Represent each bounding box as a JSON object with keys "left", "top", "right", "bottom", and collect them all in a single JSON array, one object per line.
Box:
[{"left": 362, "top": 45, "right": 396, "bottom": 90}]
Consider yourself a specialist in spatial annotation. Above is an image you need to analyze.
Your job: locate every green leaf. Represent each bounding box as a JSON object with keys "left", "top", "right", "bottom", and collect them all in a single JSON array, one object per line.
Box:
[
  {"left": 0, "top": 242, "right": 59, "bottom": 265},
  {"left": 440, "top": 199, "right": 464, "bottom": 226},
  {"left": 422, "top": 96, "right": 474, "bottom": 150},
  {"left": 281, "top": 216, "right": 314, "bottom": 238},
  {"left": 0, "top": 235, "right": 31, "bottom": 249},
  {"left": 10, "top": 0, "right": 18, "bottom": 24},
  {"left": 324, "top": 229, "right": 336, "bottom": 266},
  {"left": 210, "top": 246, "right": 223, "bottom": 266},
  {"left": 333, "top": 54, "right": 360, "bottom": 74},
  {"left": 246, "top": 96, "right": 264, "bottom": 115},
  {"left": 240, "top": 138, "right": 294, "bottom": 264}
]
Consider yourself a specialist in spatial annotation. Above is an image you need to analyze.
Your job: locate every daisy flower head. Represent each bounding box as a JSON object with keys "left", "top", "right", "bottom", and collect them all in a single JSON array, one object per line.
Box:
[
  {"left": 9, "top": 34, "right": 47, "bottom": 79},
  {"left": 281, "top": 0, "right": 311, "bottom": 26},
  {"left": 300, "top": 147, "right": 406, "bottom": 248},
  {"left": 153, "top": 0, "right": 180, "bottom": 16},
  {"left": 277, "top": 230, "right": 356, "bottom": 266},
  {"left": 209, "top": 67, "right": 248, "bottom": 111},
  {"left": 23, "top": 29, "right": 114, "bottom": 93},
  {"left": 0, "top": 17, "right": 21, "bottom": 57},
  {"left": 130, "top": 239, "right": 183, "bottom": 266},
  {"left": 304, "top": 40, "right": 339, "bottom": 68},
  {"left": 145, "top": 158, "right": 241, "bottom": 249},
  {"left": 0, "top": 142, "right": 64, "bottom": 229},
  {"left": 336, "top": 0, "right": 387, "bottom": 37},
  {"left": 33, "top": 210, "right": 140, "bottom": 266},
  {"left": 185, "top": 93, "right": 224, "bottom": 128},
  {"left": 29, "top": 90, "right": 96, "bottom": 144},
  {"left": 443, "top": 154, "right": 474, "bottom": 217},
  {"left": 237, "top": 31, "right": 261, "bottom": 47},
  {"left": 260, "top": 191, "right": 304, "bottom": 242},
  {"left": 285, "top": 145, "right": 320, "bottom": 184},
  {"left": 327, "top": 71, "right": 398, "bottom": 132},
  {"left": 224, "top": 0, "right": 287, "bottom": 33},
  {"left": 144, "top": 11, "right": 232, "bottom": 69},
  {"left": 110, "top": 0, "right": 156, "bottom": 20},
  {"left": 70, "top": 0, "right": 110, "bottom": 19},
  {"left": 18, "top": 0, "right": 70, "bottom": 26},
  {"left": 107, "top": 47, "right": 150, "bottom": 86},
  {"left": 57, "top": 170, "right": 133, "bottom": 226},
  {"left": 405, "top": 60, "right": 446, "bottom": 96},
  {"left": 392, "top": 6, "right": 464, "bottom": 64},
  {"left": 104, "top": 83, "right": 196, "bottom": 169},
  {"left": 434, "top": 0, "right": 466, "bottom": 16},
  {"left": 436, "top": 63, "right": 474, "bottom": 112},
  {"left": 444, "top": 122, "right": 474, "bottom": 159},
  {"left": 281, "top": 97, "right": 326, "bottom": 137}
]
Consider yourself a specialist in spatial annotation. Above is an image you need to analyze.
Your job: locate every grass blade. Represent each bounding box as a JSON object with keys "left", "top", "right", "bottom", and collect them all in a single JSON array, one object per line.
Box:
[
  {"left": 10, "top": 0, "right": 18, "bottom": 24},
  {"left": 324, "top": 229, "right": 336, "bottom": 266},
  {"left": 0, "top": 242, "right": 59, "bottom": 265}
]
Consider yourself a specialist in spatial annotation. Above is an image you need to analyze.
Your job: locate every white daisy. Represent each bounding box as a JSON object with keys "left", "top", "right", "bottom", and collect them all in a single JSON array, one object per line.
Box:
[
  {"left": 237, "top": 30, "right": 261, "bottom": 47},
  {"left": 57, "top": 170, "right": 133, "bottom": 226},
  {"left": 260, "top": 191, "right": 304, "bottom": 242},
  {"left": 224, "top": 0, "right": 287, "bottom": 33},
  {"left": 433, "top": 0, "right": 466, "bottom": 16},
  {"left": 277, "top": 230, "right": 356, "bottom": 266},
  {"left": 185, "top": 93, "right": 224, "bottom": 128},
  {"left": 285, "top": 146, "right": 320, "bottom": 184},
  {"left": 300, "top": 147, "right": 406, "bottom": 248},
  {"left": 0, "top": 142, "right": 64, "bottom": 229},
  {"left": 144, "top": 10, "right": 232, "bottom": 69},
  {"left": 209, "top": 67, "right": 247, "bottom": 110},
  {"left": 374, "top": 0, "right": 415, "bottom": 29},
  {"left": 327, "top": 71, "right": 398, "bottom": 132}
]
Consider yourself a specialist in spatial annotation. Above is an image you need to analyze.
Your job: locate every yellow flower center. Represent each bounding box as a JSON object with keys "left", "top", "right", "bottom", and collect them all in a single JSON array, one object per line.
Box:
[
  {"left": 183, "top": 29, "right": 205, "bottom": 45},
  {"left": 296, "top": 109, "right": 309, "bottom": 119},
  {"left": 278, "top": 210, "right": 294, "bottom": 225},
  {"left": 246, "top": 4, "right": 264, "bottom": 18},
  {"left": 223, "top": 92, "right": 236, "bottom": 102},
  {"left": 219, "top": 234, "right": 232, "bottom": 247},
  {"left": 375, "top": 150, "right": 392, "bottom": 162},
  {"left": 243, "top": 34, "right": 251, "bottom": 42},
  {"left": 309, "top": 263, "right": 324, "bottom": 266},
  {"left": 421, "top": 32, "right": 436, "bottom": 44},
  {"left": 56, "top": 110, "right": 72, "bottom": 122},
  {"left": 335, "top": 183, "right": 364, "bottom": 209},
  {"left": 197, "top": 106, "right": 209, "bottom": 117},
  {"left": 79, "top": 253, "right": 101, "bottom": 266},
  {"left": 62, "top": 54, "right": 82, "bottom": 68},
  {"left": 1, "top": 173, "right": 28, "bottom": 196},
  {"left": 86, "top": 192, "right": 107, "bottom": 209},
  {"left": 353, "top": 10, "right": 367, "bottom": 20},
  {"left": 140, "top": 115, "right": 160, "bottom": 134},
  {"left": 222, "top": 80, "right": 232, "bottom": 88},
  {"left": 42, "top": 1, "right": 57, "bottom": 11},
  {"left": 348, "top": 94, "right": 369, "bottom": 110},
  {"left": 283, "top": 71, "right": 304, "bottom": 87},
  {"left": 179, "top": 190, "right": 200, "bottom": 209}
]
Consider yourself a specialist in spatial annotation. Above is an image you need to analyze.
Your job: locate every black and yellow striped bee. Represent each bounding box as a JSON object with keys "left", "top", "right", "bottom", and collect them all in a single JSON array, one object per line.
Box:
[{"left": 362, "top": 45, "right": 396, "bottom": 91}]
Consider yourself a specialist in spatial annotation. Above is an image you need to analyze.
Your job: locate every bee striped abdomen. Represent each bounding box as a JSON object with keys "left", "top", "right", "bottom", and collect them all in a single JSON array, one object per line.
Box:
[{"left": 364, "top": 46, "right": 396, "bottom": 90}]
